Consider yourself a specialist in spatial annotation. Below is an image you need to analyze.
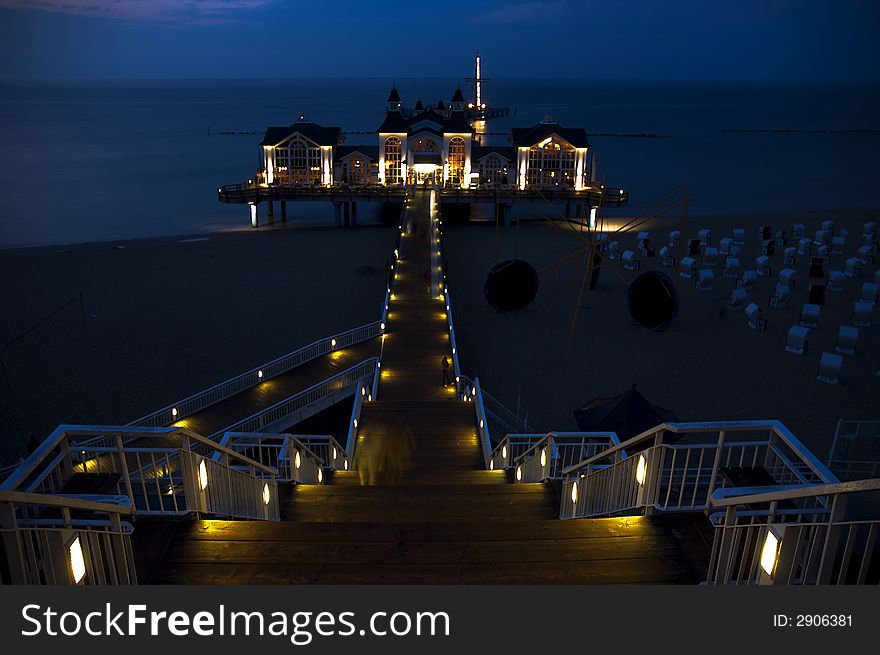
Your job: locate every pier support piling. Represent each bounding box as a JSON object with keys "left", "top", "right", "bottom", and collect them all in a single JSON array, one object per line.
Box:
[
  {"left": 496, "top": 203, "right": 512, "bottom": 226},
  {"left": 351, "top": 201, "right": 358, "bottom": 226},
  {"left": 343, "top": 202, "right": 351, "bottom": 227},
  {"left": 333, "top": 202, "right": 343, "bottom": 227},
  {"left": 267, "top": 200, "right": 274, "bottom": 225},
  {"left": 280, "top": 201, "right": 287, "bottom": 222}
]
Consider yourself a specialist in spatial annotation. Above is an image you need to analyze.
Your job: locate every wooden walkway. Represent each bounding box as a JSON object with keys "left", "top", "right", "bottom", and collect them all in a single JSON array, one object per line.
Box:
[
  {"left": 161, "top": 338, "right": 379, "bottom": 439},
  {"left": 140, "top": 190, "right": 707, "bottom": 584}
]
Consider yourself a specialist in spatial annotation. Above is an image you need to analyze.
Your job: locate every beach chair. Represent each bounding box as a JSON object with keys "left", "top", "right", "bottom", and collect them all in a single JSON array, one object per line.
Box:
[
  {"left": 659, "top": 246, "right": 675, "bottom": 269},
  {"left": 817, "top": 352, "right": 843, "bottom": 385},
  {"left": 779, "top": 267, "right": 797, "bottom": 289},
  {"left": 738, "top": 270, "right": 758, "bottom": 289},
  {"left": 815, "top": 228, "right": 830, "bottom": 245},
  {"left": 745, "top": 303, "right": 767, "bottom": 331},
  {"left": 719, "top": 237, "right": 733, "bottom": 255},
  {"left": 797, "top": 237, "right": 812, "bottom": 256},
  {"left": 732, "top": 228, "right": 745, "bottom": 245},
  {"left": 760, "top": 225, "right": 773, "bottom": 241},
  {"left": 851, "top": 301, "right": 872, "bottom": 327},
  {"left": 775, "top": 229, "right": 788, "bottom": 247},
  {"left": 668, "top": 230, "right": 680, "bottom": 247},
  {"left": 728, "top": 244, "right": 742, "bottom": 259},
  {"left": 723, "top": 257, "right": 741, "bottom": 278},
  {"left": 858, "top": 244, "right": 875, "bottom": 264},
  {"left": 698, "top": 228, "right": 712, "bottom": 246},
  {"left": 875, "top": 270, "right": 880, "bottom": 286},
  {"left": 786, "top": 325, "right": 809, "bottom": 354},
  {"left": 792, "top": 223, "right": 805, "bottom": 239},
  {"left": 696, "top": 269, "right": 714, "bottom": 291},
  {"left": 755, "top": 255, "right": 771, "bottom": 277},
  {"left": 768, "top": 283, "right": 790, "bottom": 308},
  {"left": 680, "top": 256, "right": 697, "bottom": 279},
  {"left": 864, "top": 221, "right": 877, "bottom": 239},
  {"left": 865, "top": 233, "right": 879, "bottom": 253},
  {"left": 821, "top": 219, "right": 835, "bottom": 235},
  {"left": 800, "top": 303, "right": 821, "bottom": 328},
  {"left": 845, "top": 257, "right": 862, "bottom": 278},
  {"left": 729, "top": 287, "right": 749, "bottom": 308},
  {"left": 622, "top": 250, "right": 640, "bottom": 271},
  {"left": 808, "top": 283, "right": 826, "bottom": 306},
  {"left": 835, "top": 325, "right": 859, "bottom": 356},
  {"left": 784, "top": 246, "right": 797, "bottom": 265},
  {"left": 607, "top": 241, "right": 621, "bottom": 260},
  {"left": 816, "top": 244, "right": 830, "bottom": 263},
  {"left": 637, "top": 231, "right": 652, "bottom": 256},
  {"left": 831, "top": 236, "right": 846, "bottom": 255},
  {"left": 809, "top": 257, "right": 825, "bottom": 279},
  {"left": 761, "top": 239, "right": 776, "bottom": 256},
  {"left": 703, "top": 246, "right": 719, "bottom": 266},
  {"left": 861, "top": 282, "right": 879, "bottom": 306},
  {"left": 826, "top": 270, "right": 845, "bottom": 292}
]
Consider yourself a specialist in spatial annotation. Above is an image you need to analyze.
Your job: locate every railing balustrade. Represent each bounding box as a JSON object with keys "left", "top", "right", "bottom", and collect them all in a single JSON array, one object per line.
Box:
[
  {"left": 560, "top": 421, "right": 838, "bottom": 520},
  {"left": 507, "top": 432, "right": 620, "bottom": 483},
  {"left": 0, "top": 491, "right": 136, "bottom": 585},
  {"left": 705, "top": 478, "right": 880, "bottom": 585}
]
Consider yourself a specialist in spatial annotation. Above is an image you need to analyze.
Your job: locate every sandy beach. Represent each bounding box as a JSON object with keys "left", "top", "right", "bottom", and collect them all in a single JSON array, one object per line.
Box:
[
  {"left": 0, "top": 225, "right": 394, "bottom": 464},
  {"left": 446, "top": 206, "right": 879, "bottom": 460},
  {"left": 1, "top": 206, "right": 877, "bottom": 468}
]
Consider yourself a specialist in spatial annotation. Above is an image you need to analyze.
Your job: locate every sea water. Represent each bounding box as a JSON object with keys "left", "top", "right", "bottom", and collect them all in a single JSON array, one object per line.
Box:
[{"left": 0, "top": 78, "right": 877, "bottom": 247}]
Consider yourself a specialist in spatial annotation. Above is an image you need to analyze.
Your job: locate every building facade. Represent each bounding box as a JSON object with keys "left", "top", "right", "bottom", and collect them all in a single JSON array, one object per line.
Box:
[{"left": 256, "top": 86, "right": 595, "bottom": 190}]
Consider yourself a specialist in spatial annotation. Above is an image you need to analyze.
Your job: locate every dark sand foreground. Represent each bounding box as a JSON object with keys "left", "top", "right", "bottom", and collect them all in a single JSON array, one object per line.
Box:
[
  {"left": 446, "top": 207, "right": 879, "bottom": 460},
  {"left": 0, "top": 227, "right": 393, "bottom": 464}
]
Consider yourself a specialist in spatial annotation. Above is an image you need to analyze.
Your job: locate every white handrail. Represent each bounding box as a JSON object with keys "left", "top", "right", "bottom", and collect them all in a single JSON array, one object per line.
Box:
[{"left": 128, "top": 322, "right": 383, "bottom": 430}]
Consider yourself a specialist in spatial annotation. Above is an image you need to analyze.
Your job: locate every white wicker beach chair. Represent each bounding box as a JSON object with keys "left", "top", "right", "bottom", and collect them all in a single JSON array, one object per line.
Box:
[
  {"left": 745, "top": 303, "right": 766, "bottom": 331},
  {"left": 861, "top": 282, "right": 879, "bottom": 306},
  {"left": 784, "top": 246, "right": 797, "bottom": 265},
  {"left": 723, "top": 257, "right": 741, "bottom": 278},
  {"left": 831, "top": 236, "right": 846, "bottom": 255},
  {"left": 817, "top": 244, "right": 830, "bottom": 263},
  {"left": 729, "top": 287, "right": 748, "bottom": 308},
  {"left": 680, "top": 256, "right": 697, "bottom": 279},
  {"left": 668, "top": 230, "right": 680, "bottom": 247},
  {"left": 696, "top": 268, "right": 714, "bottom": 291},
  {"left": 659, "top": 246, "right": 675, "bottom": 268},
  {"left": 851, "top": 301, "right": 872, "bottom": 327},
  {"left": 817, "top": 352, "right": 843, "bottom": 385},
  {"left": 739, "top": 270, "right": 758, "bottom": 289},
  {"left": 755, "top": 255, "right": 771, "bottom": 277},
  {"left": 835, "top": 325, "right": 859, "bottom": 356},
  {"left": 698, "top": 228, "right": 712, "bottom": 245},
  {"left": 703, "top": 246, "right": 719, "bottom": 266},
  {"left": 797, "top": 237, "right": 812, "bottom": 256},
  {"left": 815, "top": 228, "right": 830, "bottom": 245},
  {"left": 800, "top": 303, "right": 821, "bottom": 328},
  {"left": 637, "top": 231, "right": 652, "bottom": 255},
  {"left": 864, "top": 221, "right": 877, "bottom": 239},
  {"left": 826, "top": 270, "right": 845, "bottom": 292},
  {"left": 821, "top": 219, "right": 835, "bottom": 235},
  {"left": 732, "top": 228, "right": 745, "bottom": 245},
  {"left": 845, "top": 257, "right": 862, "bottom": 278},
  {"left": 792, "top": 223, "right": 805, "bottom": 239},
  {"left": 769, "top": 283, "right": 790, "bottom": 308},
  {"left": 858, "top": 244, "right": 875, "bottom": 265},
  {"left": 719, "top": 237, "right": 733, "bottom": 255},
  {"left": 622, "top": 249, "right": 640, "bottom": 271},
  {"left": 779, "top": 267, "right": 797, "bottom": 289},
  {"left": 786, "top": 325, "right": 809, "bottom": 354},
  {"left": 607, "top": 241, "right": 621, "bottom": 260}
]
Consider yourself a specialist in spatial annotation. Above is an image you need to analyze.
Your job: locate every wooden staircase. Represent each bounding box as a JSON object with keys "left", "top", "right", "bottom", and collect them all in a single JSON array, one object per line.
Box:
[{"left": 142, "top": 190, "right": 705, "bottom": 584}]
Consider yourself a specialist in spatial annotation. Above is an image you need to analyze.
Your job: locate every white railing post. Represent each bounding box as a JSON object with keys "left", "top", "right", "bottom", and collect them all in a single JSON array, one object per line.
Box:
[{"left": 706, "top": 430, "right": 727, "bottom": 506}]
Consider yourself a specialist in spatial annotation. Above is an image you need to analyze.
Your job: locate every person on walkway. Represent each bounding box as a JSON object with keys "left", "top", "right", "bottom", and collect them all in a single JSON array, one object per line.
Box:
[
  {"left": 441, "top": 355, "right": 450, "bottom": 386},
  {"left": 423, "top": 268, "right": 432, "bottom": 295}
]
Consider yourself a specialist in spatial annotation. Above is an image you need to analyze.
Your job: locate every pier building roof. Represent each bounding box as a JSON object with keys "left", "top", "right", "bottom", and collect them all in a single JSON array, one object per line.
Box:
[
  {"left": 260, "top": 121, "right": 343, "bottom": 147},
  {"left": 511, "top": 122, "right": 590, "bottom": 149}
]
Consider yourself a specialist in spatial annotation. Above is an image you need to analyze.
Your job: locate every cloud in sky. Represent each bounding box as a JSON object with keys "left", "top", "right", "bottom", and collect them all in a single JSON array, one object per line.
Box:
[
  {"left": 0, "top": 0, "right": 275, "bottom": 24},
  {"left": 472, "top": 0, "right": 567, "bottom": 24}
]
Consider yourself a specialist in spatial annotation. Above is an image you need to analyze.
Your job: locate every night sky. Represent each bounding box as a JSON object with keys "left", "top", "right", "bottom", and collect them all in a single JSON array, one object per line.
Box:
[{"left": 0, "top": 0, "right": 878, "bottom": 81}]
